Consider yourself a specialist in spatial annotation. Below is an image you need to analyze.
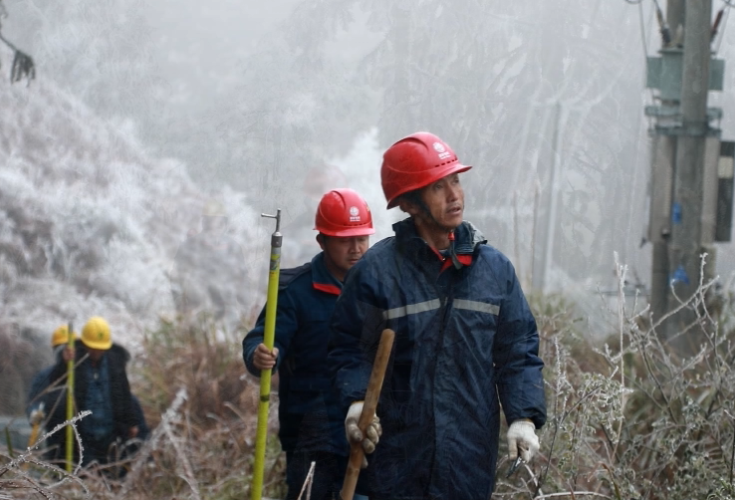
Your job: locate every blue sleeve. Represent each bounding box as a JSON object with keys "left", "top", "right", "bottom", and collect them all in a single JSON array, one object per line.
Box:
[
  {"left": 328, "top": 262, "right": 384, "bottom": 411},
  {"left": 26, "top": 367, "right": 52, "bottom": 418},
  {"left": 242, "top": 288, "right": 298, "bottom": 377},
  {"left": 131, "top": 395, "right": 150, "bottom": 440},
  {"left": 493, "top": 259, "right": 547, "bottom": 428}
]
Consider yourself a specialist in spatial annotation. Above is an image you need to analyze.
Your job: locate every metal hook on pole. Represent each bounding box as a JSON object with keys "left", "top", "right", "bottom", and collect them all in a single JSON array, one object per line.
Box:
[{"left": 251, "top": 209, "right": 283, "bottom": 500}]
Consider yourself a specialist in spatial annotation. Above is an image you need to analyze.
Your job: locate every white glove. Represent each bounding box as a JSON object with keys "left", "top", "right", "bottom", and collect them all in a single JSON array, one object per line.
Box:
[
  {"left": 29, "top": 405, "right": 45, "bottom": 426},
  {"left": 345, "top": 401, "right": 382, "bottom": 455},
  {"left": 507, "top": 419, "right": 539, "bottom": 462}
]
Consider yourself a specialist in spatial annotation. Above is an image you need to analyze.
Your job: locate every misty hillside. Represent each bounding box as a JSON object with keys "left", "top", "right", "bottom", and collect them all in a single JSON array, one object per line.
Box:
[{"left": 0, "top": 74, "right": 274, "bottom": 412}]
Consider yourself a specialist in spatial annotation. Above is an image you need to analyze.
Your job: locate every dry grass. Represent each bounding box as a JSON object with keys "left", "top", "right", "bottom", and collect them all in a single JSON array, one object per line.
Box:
[
  {"left": 494, "top": 262, "right": 735, "bottom": 500},
  {"left": 4, "top": 274, "right": 735, "bottom": 499},
  {"left": 0, "top": 314, "right": 287, "bottom": 500}
]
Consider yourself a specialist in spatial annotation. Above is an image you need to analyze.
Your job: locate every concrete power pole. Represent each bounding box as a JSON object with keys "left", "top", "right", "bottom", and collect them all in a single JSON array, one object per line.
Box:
[
  {"left": 648, "top": 0, "right": 683, "bottom": 323},
  {"left": 646, "top": 0, "right": 729, "bottom": 348},
  {"left": 667, "top": 0, "right": 712, "bottom": 342}
]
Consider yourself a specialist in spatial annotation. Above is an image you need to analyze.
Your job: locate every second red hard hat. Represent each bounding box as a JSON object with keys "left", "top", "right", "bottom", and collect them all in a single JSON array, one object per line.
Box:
[{"left": 314, "top": 188, "right": 376, "bottom": 237}]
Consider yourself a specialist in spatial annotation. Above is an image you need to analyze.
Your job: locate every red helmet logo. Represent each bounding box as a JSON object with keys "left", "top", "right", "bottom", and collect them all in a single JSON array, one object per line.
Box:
[{"left": 348, "top": 206, "right": 360, "bottom": 221}]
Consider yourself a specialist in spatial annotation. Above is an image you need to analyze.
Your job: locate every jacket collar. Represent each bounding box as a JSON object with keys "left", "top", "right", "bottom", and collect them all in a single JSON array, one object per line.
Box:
[
  {"left": 392, "top": 218, "right": 486, "bottom": 256},
  {"left": 311, "top": 252, "right": 342, "bottom": 295}
]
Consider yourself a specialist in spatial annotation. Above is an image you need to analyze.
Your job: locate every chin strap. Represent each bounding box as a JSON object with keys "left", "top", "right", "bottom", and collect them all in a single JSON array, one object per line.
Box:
[{"left": 448, "top": 230, "right": 462, "bottom": 270}]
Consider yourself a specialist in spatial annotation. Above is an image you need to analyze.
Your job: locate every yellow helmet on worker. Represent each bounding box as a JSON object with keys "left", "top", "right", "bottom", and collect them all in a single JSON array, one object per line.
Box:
[
  {"left": 81, "top": 316, "right": 112, "bottom": 350},
  {"left": 51, "top": 325, "right": 78, "bottom": 347}
]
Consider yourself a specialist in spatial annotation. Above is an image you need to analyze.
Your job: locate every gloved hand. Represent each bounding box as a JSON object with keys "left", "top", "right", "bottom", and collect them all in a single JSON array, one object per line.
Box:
[
  {"left": 29, "top": 406, "right": 45, "bottom": 426},
  {"left": 507, "top": 419, "right": 539, "bottom": 462},
  {"left": 345, "top": 401, "right": 382, "bottom": 456}
]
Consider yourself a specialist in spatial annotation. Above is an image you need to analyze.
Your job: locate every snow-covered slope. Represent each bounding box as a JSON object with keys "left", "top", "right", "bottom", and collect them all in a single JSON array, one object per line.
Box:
[{"left": 0, "top": 76, "right": 268, "bottom": 359}]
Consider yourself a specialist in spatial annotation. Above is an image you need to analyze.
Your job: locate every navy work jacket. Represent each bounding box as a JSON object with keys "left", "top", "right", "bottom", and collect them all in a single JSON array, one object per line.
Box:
[
  {"left": 48, "top": 344, "right": 137, "bottom": 442},
  {"left": 243, "top": 252, "right": 348, "bottom": 455},
  {"left": 328, "top": 218, "right": 547, "bottom": 500}
]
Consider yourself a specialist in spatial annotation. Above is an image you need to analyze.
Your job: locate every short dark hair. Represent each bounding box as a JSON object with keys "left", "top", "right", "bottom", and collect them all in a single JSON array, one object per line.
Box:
[{"left": 398, "top": 189, "right": 426, "bottom": 214}]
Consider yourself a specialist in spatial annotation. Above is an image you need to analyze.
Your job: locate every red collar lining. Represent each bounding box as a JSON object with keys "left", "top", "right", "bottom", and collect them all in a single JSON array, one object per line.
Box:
[
  {"left": 440, "top": 254, "right": 473, "bottom": 272},
  {"left": 313, "top": 282, "right": 341, "bottom": 295}
]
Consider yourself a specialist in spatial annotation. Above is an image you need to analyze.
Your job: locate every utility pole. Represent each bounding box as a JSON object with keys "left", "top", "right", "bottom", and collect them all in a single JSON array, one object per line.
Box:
[
  {"left": 531, "top": 102, "right": 563, "bottom": 293},
  {"left": 542, "top": 102, "right": 563, "bottom": 294},
  {"left": 667, "top": 0, "right": 712, "bottom": 342},
  {"left": 646, "top": 0, "right": 728, "bottom": 348},
  {"left": 649, "top": 1, "right": 684, "bottom": 326}
]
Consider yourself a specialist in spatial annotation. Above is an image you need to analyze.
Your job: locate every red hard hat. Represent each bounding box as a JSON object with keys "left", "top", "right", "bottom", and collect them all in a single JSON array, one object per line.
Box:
[
  {"left": 381, "top": 132, "right": 472, "bottom": 209},
  {"left": 314, "top": 188, "right": 376, "bottom": 237}
]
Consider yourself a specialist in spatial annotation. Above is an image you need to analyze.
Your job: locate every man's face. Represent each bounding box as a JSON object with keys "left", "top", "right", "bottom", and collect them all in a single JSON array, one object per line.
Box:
[
  {"left": 87, "top": 347, "right": 106, "bottom": 363},
  {"left": 419, "top": 173, "right": 464, "bottom": 231},
  {"left": 321, "top": 235, "right": 370, "bottom": 275}
]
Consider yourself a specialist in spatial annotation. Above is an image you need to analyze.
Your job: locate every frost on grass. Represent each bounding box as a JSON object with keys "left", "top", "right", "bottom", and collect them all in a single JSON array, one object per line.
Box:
[
  {"left": 494, "top": 254, "right": 735, "bottom": 500},
  {"left": 0, "top": 410, "right": 91, "bottom": 499}
]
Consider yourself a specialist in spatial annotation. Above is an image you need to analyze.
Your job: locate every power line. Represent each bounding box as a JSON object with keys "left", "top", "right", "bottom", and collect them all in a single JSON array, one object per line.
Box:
[
  {"left": 714, "top": 6, "right": 730, "bottom": 54},
  {"left": 637, "top": 0, "right": 649, "bottom": 57}
]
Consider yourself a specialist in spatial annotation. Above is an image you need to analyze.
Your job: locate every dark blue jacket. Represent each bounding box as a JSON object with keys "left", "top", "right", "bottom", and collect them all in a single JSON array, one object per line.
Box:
[
  {"left": 131, "top": 395, "right": 150, "bottom": 440},
  {"left": 27, "top": 348, "right": 68, "bottom": 422},
  {"left": 29, "top": 351, "right": 148, "bottom": 461},
  {"left": 243, "top": 252, "right": 348, "bottom": 455},
  {"left": 48, "top": 344, "right": 137, "bottom": 443},
  {"left": 328, "top": 219, "right": 546, "bottom": 500},
  {"left": 27, "top": 366, "right": 56, "bottom": 418}
]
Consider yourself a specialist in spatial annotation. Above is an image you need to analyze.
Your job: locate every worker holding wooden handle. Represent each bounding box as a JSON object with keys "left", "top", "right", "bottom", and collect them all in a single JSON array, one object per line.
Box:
[
  {"left": 328, "top": 132, "right": 547, "bottom": 500},
  {"left": 344, "top": 402, "right": 381, "bottom": 465},
  {"left": 340, "top": 328, "right": 393, "bottom": 500}
]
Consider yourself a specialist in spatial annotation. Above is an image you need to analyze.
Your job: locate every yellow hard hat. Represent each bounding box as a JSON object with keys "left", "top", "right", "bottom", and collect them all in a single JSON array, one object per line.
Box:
[
  {"left": 51, "top": 325, "right": 78, "bottom": 347},
  {"left": 81, "top": 316, "right": 112, "bottom": 350},
  {"left": 202, "top": 200, "right": 226, "bottom": 217}
]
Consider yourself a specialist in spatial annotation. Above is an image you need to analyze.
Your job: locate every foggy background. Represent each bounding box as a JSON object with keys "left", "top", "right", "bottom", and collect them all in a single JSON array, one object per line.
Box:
[{"left": 3, "top": 0, "right": 735, "bottom": 348}]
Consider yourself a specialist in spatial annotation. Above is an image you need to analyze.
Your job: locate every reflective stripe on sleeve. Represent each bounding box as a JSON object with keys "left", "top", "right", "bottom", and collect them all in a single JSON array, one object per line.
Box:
[
  {"left": 453, "top": 299, "right": 500, "bottom": 316},
  {"left": 383, "top": 299, "right": 442, "bottom": 320}
]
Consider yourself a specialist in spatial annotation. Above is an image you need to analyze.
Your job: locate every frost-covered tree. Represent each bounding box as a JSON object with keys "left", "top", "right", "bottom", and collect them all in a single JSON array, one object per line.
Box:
[
  {"left": 3, "top": 0, "right": 157, "bottom": 114},
  {"left": 286, "top": 0, "right": 650, "bottom": 288}
]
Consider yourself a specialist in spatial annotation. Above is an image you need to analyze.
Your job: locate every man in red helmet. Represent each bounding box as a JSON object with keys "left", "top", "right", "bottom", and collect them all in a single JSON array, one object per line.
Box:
[
  {"left": 329, "top": 132, "right": 547, "bottom": 499},
  {"left": 243, "top": 188, "right": 375, "bottom": 500}
]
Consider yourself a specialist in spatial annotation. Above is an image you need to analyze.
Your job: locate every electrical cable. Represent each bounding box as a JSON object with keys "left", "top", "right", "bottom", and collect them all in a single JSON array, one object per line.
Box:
[
  {"left": 651, "top": 0, "right": 672, "bottom": 46},
  {"left": 714, "top": 5, "right": 730, "bottom": 54},
  {"left": 624, "top": 0, "right": 644, "bottom": 4},
  {"left": 637, "top": 0, "right": 650, "bottom": 59},
  {"left": 723, "top": 0, "right": 735, "bottom": 8}
]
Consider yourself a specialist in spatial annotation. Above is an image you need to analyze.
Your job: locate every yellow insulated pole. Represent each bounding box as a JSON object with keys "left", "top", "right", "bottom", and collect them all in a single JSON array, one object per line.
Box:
[
  {"left": 251, "top": 209, "right": 282, "bottom": 500},
  {"left": 65, "top": 322, "right": 75, "bottom": 473}
]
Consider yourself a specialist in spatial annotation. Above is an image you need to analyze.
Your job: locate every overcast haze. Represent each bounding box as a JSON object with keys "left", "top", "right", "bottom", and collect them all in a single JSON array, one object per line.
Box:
[{"left": 2, "top": 0, "right": 735, "bottom": 344}]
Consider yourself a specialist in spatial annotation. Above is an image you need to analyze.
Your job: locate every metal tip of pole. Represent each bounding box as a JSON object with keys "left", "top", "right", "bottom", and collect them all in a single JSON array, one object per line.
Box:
[{"left": 261, "top": 209, "right": 282, "bottom": 232}]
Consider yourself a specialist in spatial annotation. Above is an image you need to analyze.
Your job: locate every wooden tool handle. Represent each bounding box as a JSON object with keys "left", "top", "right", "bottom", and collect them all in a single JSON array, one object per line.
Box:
[{"left": 340, "top": 328, "right": 395, "bottom": 500}]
